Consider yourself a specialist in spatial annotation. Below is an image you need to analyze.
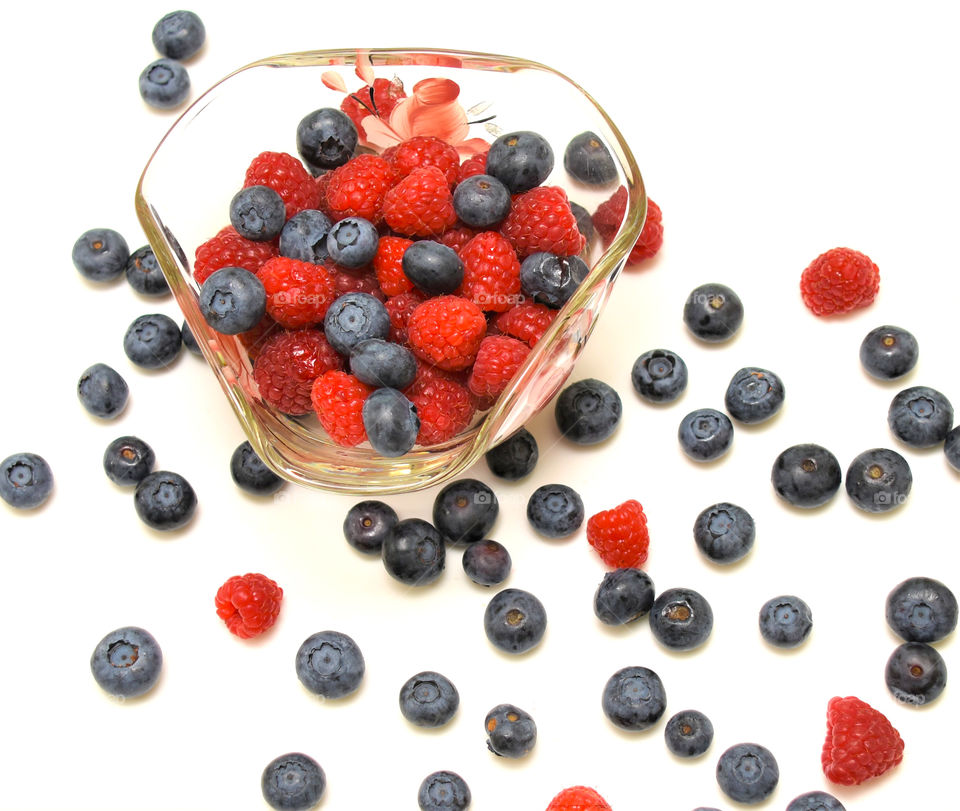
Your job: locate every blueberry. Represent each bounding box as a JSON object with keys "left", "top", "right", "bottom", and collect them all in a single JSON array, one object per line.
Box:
[
  {"left": 485, "top": 131, "right": 554, "bottom": 194},
  {"left": 683, "top": 283, "right": 744, "bottom": 343},
  {"left": 133, "top": 470, "right": 196, "bottom": 530},
  {"left": 716, "top": 742, "right": 779, "bottom": 805},
  {"left": 72, "top": 227, "right": 129, "bottom": 282},
  {"left": 402, "top": 240, "right": 464, "bottom": 295},
  {"left": 453, "top": 174, "right": 512, "bottom": 228},
  {"left": 845, "top": 447, "right": 912, "bottom": 513},
  {"left": 295, "top": 630, "right": 365, "bottom": 699},
  {"left": 786, "top": 791, "right": 846, "bottom": 811},
  {"left": 125, "top": 245, "right": 169, "bottom": 296},
  {"left": 349, "top": 338, "right": 417, "bottom": 390},
  {"left": 664, "top": 709, "right": 714, "bottom": 758},
  {"left": 483, "top": 588, "right": 547, "bottom": 654},
  {"left": 946, "top": 425, "right": 960, "bottom": 472},
  {"left": 563, "top": 131, "right": 617, "bottom": 185},
  {"left": 382, "top": 518, "right": 445, "bottom": 586},
  {"left": 519, "top": 252, "right": 589, "bottom": 309},
  {"left": 198, "top": 266, "right": 267, "bottom": 335},
  {"left": 526, "top": 483, "right": 584, "bottom": 538},
  {"left": 462, "top": 540, "right": 512, "bottom": 586},
  {"left": 593, "top": 568, "right": 655, "bottom": 625},
  {"left": 693, "top": 502, "right": 755, "bottom": 564},
  {"left": 230, "top": 440, "right": 284, "bottom": 495},
  {"left": 90, "top": 626, "right": 163, "bottom": 702},
  {"left": 649, "top": 587, "right": 713, "bottom": 651},
  {"left": 887, "top": 385, "right": 954, "bottom": 448},
  {"left": 261, "top": 752, "right": 325, "bottom": 811},
  {"left": 601, "top": 665, "right": 667, "bottom": 731},
  {"left": 103, "top": 436, "right": 155, "bottom": 487},
  {"left": 343, "top": 500, "right": 398, "bottom": 555},
  {"left": 677, "top": 408, "right": 733, "bottom": 462},
  {"left": 139, "top": 58, "right": 190, "bottom": 109},
  {"left": 758, "top": 595, "right": 813, "bottom": 648},
  {"left": 570, "top": 201, "right": 595, "bottom": 243},
  {"left": 484, "top": 703, "right": 537, "bottom": 758},
  {"left": 362, "top": 387, "right": 420, "bottom": 457},
  {"left": 180, "top": 320, "right": 202, "bottom": 355},
  {"left": 418, "top": 770, "right": 471, "bottom": 811},
  {"left": 229, "top": 185, "right": 286, "bottom": 242},
  {"left": 152, "top": 10, "right": 205, "bottom": 60},
  {"left": 631, "top": 349, "right": 688, "bottom": 404},
  {"left": 859, "top": 325, "right": 919, "bottom": 380},
  {"left": 885, "top": 641, "right": 947, "bottom": 706},
  {"left": 324, "top": 292, "right": 391, "bottom": 356},
  {"left": 724, "top": 367, "right": 785, "bottom": 424},
  {"left": 279, "top": 209, "right": 332, "bottom": 263},
  {"left": 297, "top": 107, "right": 358, "bottom": 172},
  {"left": 123, "top": 313, "right": 182, "bottom": 369},
  {"left": 484, "top": 428, "right": 538, "bottom": 480},
  {"left": 555, "top": 378, "right": 622, "bottom": 444},
  {"left": 432, "top": 478, "right": 498, "bottom": 544},
  {"left": 326, "top": 216, "right": 379, "bottom": 268},
  {"left": 77, "top": 363, "right": 129, "bottom": 419},
  {"left": 771, "top": 443, "right": 842, "bottom": 508},
  {"left": 886, "top": 576, "right": 958, "bottom": 643},
  {"left": 399, "top": 671, "right": 460, "bottom": 728},
  {"left": 0, "top": 452, "right": 53, "bottom": 509}
]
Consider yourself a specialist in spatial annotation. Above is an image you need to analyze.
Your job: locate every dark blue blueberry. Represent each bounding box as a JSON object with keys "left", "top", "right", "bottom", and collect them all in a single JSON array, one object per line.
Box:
[
  {"left": 323, "top": 292, "right": 391, "bottom": 355},
  {"left": 297, "top": 107, "right": 358, "bottom": 172},
  {"left": 526, "top": 483, "right": 584, "bottom": 538},
  {"left": 555, "top": 378, "right": 622, "bottom": 444},
  {"left": 888, "top": 385, "right": 954, "bottom": 448},
  {"left": 678, "top": 408, "right": 733, "bottom": 462},
  {"left": 860, "top": 325, "right": 918, "bottom": 380},
  {"left": 649, "top": 587, "right": 713, "bottom": 651},
  {"left": 484, "top": 703, "right": 537, "bottom": 758},
  {"left": 402, "top": 241, "right": 464, "bottom": 295},
  {"left": 724, "top": 367, "right": 785, "bottom": 424},
  {"left": 946, "top": 425, "right": 960, "bottom": 472},
  {"left": 230, "top": 185, "right": 286, "bottom": 242},
  {"left": 601, "top": 665, "right": 667, "bottom": 731},
  {"left": 683, "top": 283, "right": 744, "bottom": 343},
  {"left": 279, "top": 209, "right": 332, "bottom": 263},
  {"left": 382, "top": 518, "right": 445, "bottom": 586},
  {"left": 716, "top": 743, "right": 779, "bottom": 805},
  {"left": 594, "top": 568, "right": 655, "bottom": 625},
  {"left": 349, "top": 338, "right": 417, "bottom": 389},
  {"left": 759, "top": 595, "right": 813, "bottom": 648},
  {"left": 433, "top": 478, "right": 498, "bottom": 545},
  {"left": 485, "top": 131, "right": 554, "bottom": 193},
  {"left": 261, "top": 752, "right": 325, "bottom": 811},
  {"left": 125, "top": 245, "right": 169, "bottom": 296},
  {"left": 77, "top": 363, "right": 129, "bottom": 419},
  {"left": 103, "top": 436, "right": 155, "bottom": 487},
  {"left": 845, "top": 447, "right": 912, "bottom": 513},
  {"left": 519, "top": 252, "right": 589, "bottom": 309},
  {"left": 133, "top": 470, "right": 196, "bottom": 530},
  {"left": 198, "top": 266, "right": 267, "bottom": 335},
  {"left": 786, "top": 791, "right": 846, "bottom": 811},
  {"left": 693, "top": 502, "right": 755, "bottom": 564},
  {"left": 326, "top": 217, "right": 379, "bottom": 268},
  {"left": 399, "top": 671, "right": 460, "bottom": 728},
  {"left": 771, "top": 443, "right": 842, "bottom": 508},
  {"left": 230, "top": 440, "right": 284, "bottom": 495},
  {"left": 418, "top": 770, "right": 471, "bottom": 811},
  {"left": 664, "top": 709, "right": 714, "bottom": 758},
  {"left": 139, "top": 58, "right": 190, "bottom": 109},
  {"left": 343, "top": 500, "right": 398, "bottom": 555},
  {"left": 462, "top": 539, "right": 512, "bottom": 586},
  {"left": 483, "top": 588, "right": 547, "bottom": 654},
  {"left": 180, "top": 319, "right": 202, "bottom": 355},
  {"left": 72, "top": 227, "right": 129, "bottom": 282},
  {"left": 123, "top": 313, "right": 182, "bottom": 369},
  {"left": 563, "top": 131, "right": 617, "bottom": 185},
  {"left": 570, "top": 201, "right": 595, "bottom": 243},
  {"left": 0, "top": 452, "right": 53, "bottom": 510},
  {"left": 631, "top": 349, "right": 688, "bottom": 404},
  {"left": 885, "top": 641, "right": 947, "bottom": 706},
  {"left": 453, "top": 173, "right": 512, "bottom": 228},
  {"left": 362, "top": 388, "right": 420, "bottom": 457},
  {"left": 484, "top": 428, "right": 538, "bottom": 480},
  {"left": 90, "top": 626, "right": 162, "bottom": 698},
  {"left": 886, "top": 576, "right": 958, "bottom": 643},
  {"left": 295, "top": 630, "right": 365, "bottom": 699},
  {"left": 152, "top": 10, "right": 205, "bottom": 60}
]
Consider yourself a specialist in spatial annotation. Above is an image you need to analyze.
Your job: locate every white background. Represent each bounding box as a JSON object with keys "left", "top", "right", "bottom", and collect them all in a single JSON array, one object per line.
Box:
[{"left": 1, "top": 1, "right": 958, "bottom": 809}]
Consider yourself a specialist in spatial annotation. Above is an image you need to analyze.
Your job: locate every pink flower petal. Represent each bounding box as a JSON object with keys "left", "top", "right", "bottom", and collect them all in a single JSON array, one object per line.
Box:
[
  {"left": 321, "top": 71, "right": 348, "bottom": 92},
  {"left": 360, "top": 115, "right": 404, "bottom": 150},
  {"left": 355, "top": 50, "right": 375, "bottom": 86}
]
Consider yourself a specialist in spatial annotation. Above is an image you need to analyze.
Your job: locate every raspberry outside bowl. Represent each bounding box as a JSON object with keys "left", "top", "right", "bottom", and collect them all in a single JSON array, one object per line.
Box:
[{"left": 135, "top": 48, "right": 645, "bottom": 494}]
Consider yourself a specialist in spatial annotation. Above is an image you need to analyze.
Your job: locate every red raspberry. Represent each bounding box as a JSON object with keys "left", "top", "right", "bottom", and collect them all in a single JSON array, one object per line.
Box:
[
  {"left": 800, "top": 247, "right": 880, "bottom": 316},
  {"left": 382, "top": 166, "right": 457, "bottom": 237},
  {"left": 373, "top": 236, "right": 415, "bottom": 296},
  {"left": 310, "top": 370, "right": 373, "bottom": 447},
  {"left": 438, "top": 225, "right": 478, "bottom": 255},
  {"left": 237, "top": 313, "right": 283, "bottom": 361},
  {"left": 324, "top": 154, "right": 396, "bottom": 224},
  {"left": 384, "top": 289, "right": 426, "bottom": 345},
  {"left": 194, "top": 226, "right": 277, "bottom": 285},
  {"left": 243, "top": 151, "right": 321, "bottom": 219},
  {"left": 314, "top": 171, "right": 334, "bottom": 218},
  {"left": 494, "top": 301, "right": 556, "bottom": 347},
  {"left": 586, "top": 500, "right": 650, "bottom": 568},
  {"left": 328, "top": 266, "right": 386, "bottom": 301},
  {"left": 253, "top": 329, "right": 343, "bottom": 415},
  {"left": 592, "top": 187, "right": 664, "bottom": 266},
  {"left": 467, "top": 335, "right": 530, "bottom": 399},
  {"left": 501, "top": 186, "right": 586, "bottom": 259},
  {"left": 545, "top": 786, "right": 613, "bottom": 811},
  {"left": 407, "top": 295, "right": 487, "bottom": 371},
  {"left": 257, "top": 256, "right": 338, "bottom": 329},
  {"left": 214, "top": 573, "right": 283, "bottom": 639},
  {"left": 340, "top": 78, "right": 406, "bottom": 139},
  {"left": 387, "top": 135, "right": 461, "bottom": 187},
  {"left": 822, "top": 696, "right": 904, "bottom": 786},
  {"left": 405, "top": 371, "right": 476, "bottom": 445},
  {"left": 458, "top": 231, "right": 522, "bottom": 313},
  {"left": 458, "top": 150, "right": 489, "bottom": 183}
]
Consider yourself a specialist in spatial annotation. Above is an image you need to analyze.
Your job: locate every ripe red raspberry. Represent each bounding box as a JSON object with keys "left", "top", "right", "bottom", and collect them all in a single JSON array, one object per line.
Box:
[
  {"left": 243, "top": 151, "right": 322, "bottom": 220},
  {"left": 214, "top": 573, "right": 283, "bottom": 639},
  {"left": 407, "top": 295, "right": 487, "bottom": 371},
  {"left": 405, "top": 371, "right": 476, "bottom": 445},
  {"left": 194, "top": 226, "right": 277, "bottom": 285},
  {"left": 310, "top": 370, "right": 373, "bottom": 447},
  {"left": 438, "top": 225, "right": 478, "bottom": 255},
  {"left": 257, "top": 256, "right": 338, "bottom": 329},
  {"left": 340, "top": 78, "right": 406, "bottom": 139},
  {"left": 373, "top": 236, "right": 415, "bottom": 296},
  {"left": 236, "top": 313, "right": 283, "bottom": 361},
  {"left": 458, "top": 231, "right": 522, "bottom": 313},
  {"left": 592, "top": 187, "right": 664, "bottom": 266},
  {"left": 384, "top": 289, "right": 426, "bottom": 345},
  {"left": 587, "top": 500, "right": 650, "bottom": 568},
  {"left": 314, "top": 171, "right": 334, "bottom": 218},
  {"left": 328, "top": 266, "right": 386, "bottom": 301},
  {"left": 324, "top": 154, "right": 396, "bottom": 224},
  {"left": 467, "top": 335, "right": 530, "bottom": 399},
  {"left": 253, "top": 329, "right": 343, "bottom": 415},
  {"left": 822, "top": 696, "right": 904, "bottom": 785},
  {"left": 458, "top": 150, "right": 489, "bottom": 183},
  {"left": 546, "top": 786, "right": 613, "bottom": 811},
  {"left": 387, "top": 135, "right": 461, "bottom": 187},
  {"left": 501, "top": 185, "right": 586, "bottom": 259},
  {"left": 382, "top": 166, "right": 457, "bottom": 237},
  {"left": 494, "top": 301, "right": 556, "bottom": 347},
  {"left": 800, "top": 247, "right": 880, "bottom": 316}
]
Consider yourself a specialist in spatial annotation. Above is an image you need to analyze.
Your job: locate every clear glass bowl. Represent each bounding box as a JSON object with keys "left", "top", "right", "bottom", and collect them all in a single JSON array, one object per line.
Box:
[{"left": 135, "top": 48, "right": 646, "bottom": 495}]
